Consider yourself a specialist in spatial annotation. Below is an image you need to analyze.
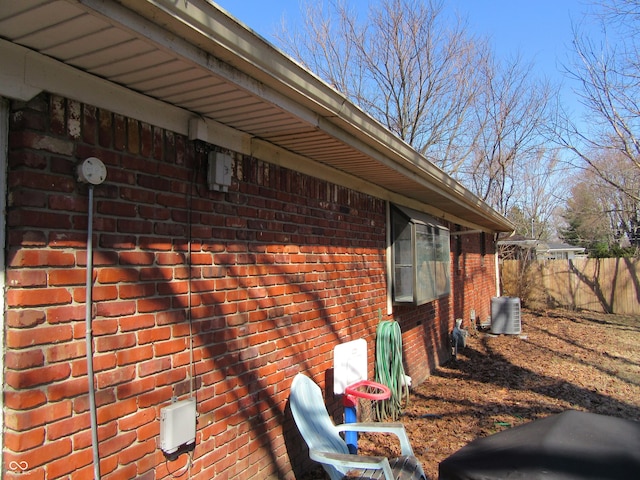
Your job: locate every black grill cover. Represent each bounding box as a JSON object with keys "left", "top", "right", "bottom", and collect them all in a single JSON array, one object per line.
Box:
[{"left": 439, "top": 410, "right": 640, "bottom": 479}]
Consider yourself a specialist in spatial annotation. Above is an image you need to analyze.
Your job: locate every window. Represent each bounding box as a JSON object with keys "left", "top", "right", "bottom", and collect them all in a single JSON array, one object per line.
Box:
[{"left": 391, "top": 205, "right": 450, "bottom": 305}]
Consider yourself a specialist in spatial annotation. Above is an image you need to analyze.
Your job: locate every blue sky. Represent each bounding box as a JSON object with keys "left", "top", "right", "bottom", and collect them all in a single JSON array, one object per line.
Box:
[{"left": 214, "top": 0, "right": 596, "bottom": 115}]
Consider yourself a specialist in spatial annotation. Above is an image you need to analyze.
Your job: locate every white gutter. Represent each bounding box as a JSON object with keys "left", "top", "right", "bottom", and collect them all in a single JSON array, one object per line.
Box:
[
  {"left": 113, "top": 0, "right": 513, "bottom": 233},
  {"left": 5, "top": 0, "right": 513, "bottom": 232},
  {"left": 0, "top": 38, "right": 502, "bottom": 233}
]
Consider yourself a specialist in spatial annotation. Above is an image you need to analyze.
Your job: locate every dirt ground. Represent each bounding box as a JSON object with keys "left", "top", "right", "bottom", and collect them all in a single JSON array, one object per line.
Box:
[{"left": 303, "top": 309, "right": 640, "bottom": 479}]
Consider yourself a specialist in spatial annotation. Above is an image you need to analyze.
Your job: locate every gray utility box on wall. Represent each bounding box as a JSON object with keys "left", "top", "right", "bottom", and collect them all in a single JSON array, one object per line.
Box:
[{"left": 490, "top": 297, "right": 521, "bottom": 334}]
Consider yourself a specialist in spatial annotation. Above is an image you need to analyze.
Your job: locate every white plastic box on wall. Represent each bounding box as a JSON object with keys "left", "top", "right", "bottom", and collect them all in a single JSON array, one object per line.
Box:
[{"left": 160, "top": 398, "right": 196, "bottom": 454}]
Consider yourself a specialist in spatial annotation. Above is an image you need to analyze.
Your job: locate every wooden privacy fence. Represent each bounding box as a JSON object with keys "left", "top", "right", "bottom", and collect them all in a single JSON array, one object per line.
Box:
[{"left": 501, "top": 257, "right": 640, "bottom": 315}]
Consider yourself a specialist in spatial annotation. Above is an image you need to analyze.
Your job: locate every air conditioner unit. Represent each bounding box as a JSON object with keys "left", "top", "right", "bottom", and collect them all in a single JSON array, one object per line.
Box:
[{"left": 490, "top": 297, "right": 521, "bottom": 334}]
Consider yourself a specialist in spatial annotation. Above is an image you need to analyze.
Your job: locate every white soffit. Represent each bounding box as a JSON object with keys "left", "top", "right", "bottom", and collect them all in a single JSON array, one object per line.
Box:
[{"left": 0, "top": 0, "right": 513, "bottom": 232}]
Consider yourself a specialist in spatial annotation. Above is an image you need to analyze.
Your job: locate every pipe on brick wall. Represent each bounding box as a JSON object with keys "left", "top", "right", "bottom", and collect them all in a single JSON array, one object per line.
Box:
[
  {"left": 77, "top": 156, "right": 106, "bottom": 478},
  {"left": 495, "top": 235, "right": 501, "bottom": 297},
  {"left": 85, "top": 185, "right": 101, "bottom": 479}
]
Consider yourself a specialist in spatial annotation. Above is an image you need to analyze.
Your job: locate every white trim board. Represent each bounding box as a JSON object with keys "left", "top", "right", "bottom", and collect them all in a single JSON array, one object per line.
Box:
[{"left": 0, "top": 40, "right": 491, "bottom": 232}]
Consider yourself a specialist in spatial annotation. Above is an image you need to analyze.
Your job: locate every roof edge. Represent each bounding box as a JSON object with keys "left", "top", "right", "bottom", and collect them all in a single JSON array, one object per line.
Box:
[{"left": 111, "top": 0, "right": 513, "bottom": 232}]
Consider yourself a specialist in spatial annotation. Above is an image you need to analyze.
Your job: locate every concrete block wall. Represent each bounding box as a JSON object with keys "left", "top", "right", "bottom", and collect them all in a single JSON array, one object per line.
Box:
[{"left": 3, "top": 93, "right": 498, "bottom": 479}]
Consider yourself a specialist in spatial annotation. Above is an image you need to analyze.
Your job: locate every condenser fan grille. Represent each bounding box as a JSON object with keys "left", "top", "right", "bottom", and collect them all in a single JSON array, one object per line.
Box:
[{"left": 490, "top": 297, "right": 521, "bottom": 334}]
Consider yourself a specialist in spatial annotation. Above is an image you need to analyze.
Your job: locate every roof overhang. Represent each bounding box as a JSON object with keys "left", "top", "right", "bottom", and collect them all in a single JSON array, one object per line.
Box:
[{"left": 0, "top": 0, "right": 514, "bottom": 233}]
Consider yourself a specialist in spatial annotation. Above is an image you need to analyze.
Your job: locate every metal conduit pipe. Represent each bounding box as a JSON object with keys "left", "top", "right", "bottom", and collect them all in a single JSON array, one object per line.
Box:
[
  {"left": 85, "top": 184, "right": 100, "bottom": 479},
  {"left": 78, "top": 157, "right": 107, "bottom": 480}
]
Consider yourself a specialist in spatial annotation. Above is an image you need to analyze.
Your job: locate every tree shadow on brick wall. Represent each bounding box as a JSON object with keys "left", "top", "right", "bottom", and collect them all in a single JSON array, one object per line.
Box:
[
  {"left": 173, "top": 174, "right": 389, "bottom": 478},
  {"left": 3, "top": 95, "right": 453, "bottom": 480}
]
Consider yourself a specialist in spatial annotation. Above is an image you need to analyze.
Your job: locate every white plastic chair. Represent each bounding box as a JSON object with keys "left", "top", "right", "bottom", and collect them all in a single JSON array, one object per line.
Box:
[{"left": 290, "top": 373, "right": 427, "bottom": 480}]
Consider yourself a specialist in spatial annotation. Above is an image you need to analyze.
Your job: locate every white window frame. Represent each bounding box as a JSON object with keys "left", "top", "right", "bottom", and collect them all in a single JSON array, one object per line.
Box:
[{"left": 390, "top": 204, "right": 450, "bottom": 306}]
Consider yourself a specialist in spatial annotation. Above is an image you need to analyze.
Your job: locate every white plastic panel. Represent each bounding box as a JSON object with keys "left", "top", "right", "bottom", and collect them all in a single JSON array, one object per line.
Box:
[
  {"left": 333, "top": 338, "right": 368, "bottom": 395},
  {"left": 160, "top": 398, "right": 196, "bottom": 454}
]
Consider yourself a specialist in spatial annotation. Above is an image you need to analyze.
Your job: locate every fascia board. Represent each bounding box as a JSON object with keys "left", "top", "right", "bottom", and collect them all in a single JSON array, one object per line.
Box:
[
  {"left": 112, "top": 0, "right": 512, "bottom": 232},
  {"left": 5, "top": 0, "right": 513, "bottom": 232},
  {"left": 2, "top": 39, "right": 494, "bottom": 231},
  {"left": 0, "top": 40, "right": 192, "bottom": 137}
]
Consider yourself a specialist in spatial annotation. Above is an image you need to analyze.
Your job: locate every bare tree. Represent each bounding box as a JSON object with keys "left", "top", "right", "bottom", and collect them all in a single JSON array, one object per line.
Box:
[
  {"left": 556, "top": 0, "right": 640, "bottom": 205},
  {"left": 506, "top": 148, "right": 569, "bottom": 239},
  {"left": 597, "top": 0, "right": 640, "bottom": 32},
  {"left": 277, "top": 0, "right": 559, "bottom": 219},
  {"left": 587, "top": 151, "right": 640, "bottom": 246},
  {"left": 276, "top": 0, "right": 486, "bottom": 173},
  {"left": 559, "top": 157, "right": 640, "bottom": 253},
  {"left": 461, "top": 54, "right": 557, "bottom": 216},
  {"left": 559, "top": 178, "right": 612, "bottom": 249}
]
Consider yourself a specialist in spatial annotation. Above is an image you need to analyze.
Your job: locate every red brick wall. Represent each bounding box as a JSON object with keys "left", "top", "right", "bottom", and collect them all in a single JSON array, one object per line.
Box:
[
  {"left": 3, "top": 93, "right": 498, "bottom": 479},
  {"left": 452, "top": 231, "right": 497, "bottom": 328}
]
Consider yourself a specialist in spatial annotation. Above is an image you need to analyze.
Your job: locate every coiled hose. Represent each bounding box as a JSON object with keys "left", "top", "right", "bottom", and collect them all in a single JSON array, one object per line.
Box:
[{"left": 374, "top": 320, "right": 409, "bottom": 421}]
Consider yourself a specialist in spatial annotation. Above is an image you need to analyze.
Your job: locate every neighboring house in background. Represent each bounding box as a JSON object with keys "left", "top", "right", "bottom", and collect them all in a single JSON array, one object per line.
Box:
[
  {"left": 498, "top": 236, "right": 586, "bottom": 261},
  {"left": 0, "top": 1, "right": 513, "bottom": 479},
  {"left": 538, "top": 242, "right": 587, "bottom": 260}
]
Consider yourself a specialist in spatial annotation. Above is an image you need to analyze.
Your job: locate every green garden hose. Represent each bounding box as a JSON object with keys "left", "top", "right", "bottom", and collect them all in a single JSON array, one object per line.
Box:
[{"left": 374, "top": 320, "right": 409, "bottom": 421}]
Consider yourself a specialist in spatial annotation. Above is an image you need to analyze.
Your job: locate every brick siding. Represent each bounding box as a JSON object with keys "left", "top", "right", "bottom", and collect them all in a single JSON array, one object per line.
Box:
[{"left": 3, "top": 93, "right": 497, "bottom": 479}]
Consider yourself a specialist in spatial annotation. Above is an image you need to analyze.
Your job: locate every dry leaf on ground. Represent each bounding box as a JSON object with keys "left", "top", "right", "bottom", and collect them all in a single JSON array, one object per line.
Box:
[{"left": 301, "top": 309, "right": 640, "bottom": 480}]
